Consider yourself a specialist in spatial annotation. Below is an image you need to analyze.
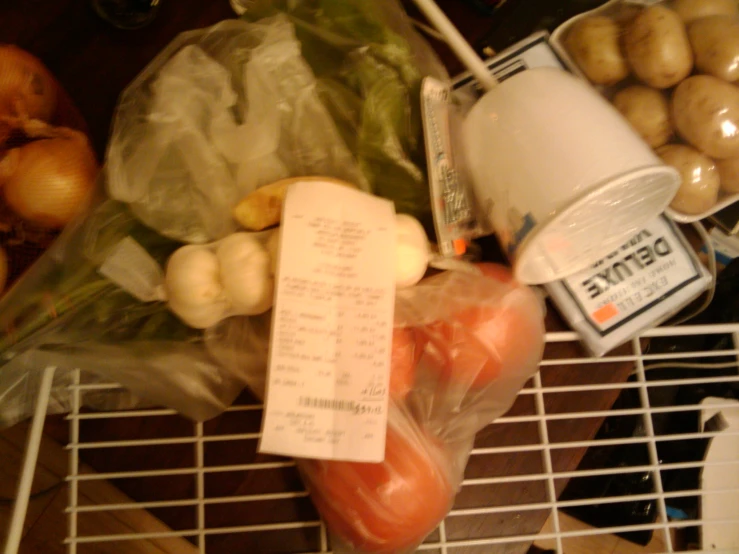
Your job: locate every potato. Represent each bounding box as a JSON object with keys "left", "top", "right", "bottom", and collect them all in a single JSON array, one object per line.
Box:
[
  {"left": 672, "top": 75, "right": 739, "bottom": 159},
  {"left": 688, "top": 16, "right": 739, "bottom": 83},
  {"left": 657, "top": 144, "right": 720, "bottom": 214},
  {"left": 612, "top": 86, "right": 673, "bottom": 148},
  {"left": 232, "top": 176, "right": 358, "bottom": 231},
  {"left": 673, "top": 0, "right": 738, "bottom": 23},
  {"left": 716, "top": 156, "right": 739, "bottom": 193},
  {"left": 624, "top": 5, "right": 693, "bottom": 89},
  {"left": 564, "top": 15, "right": 629, "bottom": 85},
  {"left": 612, "top": 4, "right": 643, "bottom": 27}
]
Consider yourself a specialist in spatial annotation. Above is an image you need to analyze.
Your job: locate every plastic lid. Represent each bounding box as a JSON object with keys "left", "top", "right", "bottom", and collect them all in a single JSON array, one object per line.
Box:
[{"left": 514, "top": 165, "right": 681, "bottom": 284}]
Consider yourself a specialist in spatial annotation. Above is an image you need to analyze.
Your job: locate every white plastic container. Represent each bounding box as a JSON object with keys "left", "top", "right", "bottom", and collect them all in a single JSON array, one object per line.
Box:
[{"left": 462, "top": 66, "right": 680, "bottom": 285}]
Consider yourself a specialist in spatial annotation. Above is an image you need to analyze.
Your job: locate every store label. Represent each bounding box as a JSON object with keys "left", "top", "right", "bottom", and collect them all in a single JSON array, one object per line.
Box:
[
  {"left": 421, "top": 76, "right": 481, "bottom": 258},
  {"left": 98, "top": 236, "right": 166, "bottom": 302},
  {"left": 546, "top": 215, "right": 711, "bottom": 356},
  {"left": 561, "top": 217, "right": 700, "bottom": 334}
]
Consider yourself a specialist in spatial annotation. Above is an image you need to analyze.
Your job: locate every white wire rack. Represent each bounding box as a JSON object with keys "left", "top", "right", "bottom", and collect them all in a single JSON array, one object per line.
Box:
[{"left": 47, "top": 322, "right": 739, "bottom": 554}]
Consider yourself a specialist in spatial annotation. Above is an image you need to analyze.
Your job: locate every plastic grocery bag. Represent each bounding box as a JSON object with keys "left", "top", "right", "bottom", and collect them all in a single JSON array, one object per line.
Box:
[
  {"left": 0, "top": 198, "right": 245, "bottom": 428},
  {"left": 106, "top": 16, "right": 366, "bottom": 244},
  {"left": 241, "top": 0, "right": 449, "bottom": 227},
  {"left": 205, "top": 311, "right": 272, "bottom": 400},
  {"left": 210, "top": 263, "right": 546, "bottom": 553},
  {"left": 0, "top": 4, "right": 447, "bottom": 428},
  {"left": 308, "top": 265, "right": 545, "bottom": 553}
]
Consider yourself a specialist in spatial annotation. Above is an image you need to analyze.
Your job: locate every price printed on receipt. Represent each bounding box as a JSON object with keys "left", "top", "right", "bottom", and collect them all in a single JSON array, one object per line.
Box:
[{"left": 258, "top": 180, "right": 396, "bottom": 462}]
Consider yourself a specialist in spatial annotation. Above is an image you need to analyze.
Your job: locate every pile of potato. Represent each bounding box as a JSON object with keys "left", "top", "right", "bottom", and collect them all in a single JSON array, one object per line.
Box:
[{"left": 563, "top": 0, "right": 739, "bottom": 217}]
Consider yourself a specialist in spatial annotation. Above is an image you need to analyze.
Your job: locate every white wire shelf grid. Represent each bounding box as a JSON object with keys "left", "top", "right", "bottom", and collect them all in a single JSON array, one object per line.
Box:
[{"left": 62, "top": 322, "right": 739, "bottom": 554}]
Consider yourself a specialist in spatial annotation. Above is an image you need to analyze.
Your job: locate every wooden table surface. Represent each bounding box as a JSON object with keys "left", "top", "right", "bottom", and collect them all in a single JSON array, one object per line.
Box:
[{"left": 2, "top": 1, "right": 633, "bottom": 553}]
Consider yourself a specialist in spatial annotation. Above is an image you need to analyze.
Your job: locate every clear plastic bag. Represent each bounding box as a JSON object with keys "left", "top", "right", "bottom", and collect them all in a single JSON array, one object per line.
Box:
[
  {"left": 211, "top": 263, "right": 547, "bottom": 553},
  {"left": 0, "top": 339, "right": 243, "bottom": 428},
  {"left": 241, "top": 0, "right": 449, "bottom": 226},
  {"left": 205, "top": 311, "right": 273, "bottom": 400},
  {"left": 0, "top": 6, "right": 446, "bottom": 429},
  {"left": 298, "top": 403, "right": 456, "bottom": 554},
  {"left": 336, "top": 267, "right": 544, "bottom": 552},
  {"left": 0, "top": 363, "right": 150, "bottom": 430},
  {"left": 0, "top": 198, "right": 244, "bottom": 428},
  {"left": 106, "top": 16, "right": 367, "bottom": 244},
  {"left": 303, "top": 265, "right": 546, "bottom": 553}
]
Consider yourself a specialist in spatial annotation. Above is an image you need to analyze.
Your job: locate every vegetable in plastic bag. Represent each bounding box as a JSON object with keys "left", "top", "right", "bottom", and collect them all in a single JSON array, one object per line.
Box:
[
  {"left": 305, "top": 265, "right": 545, "bottom": 553},
  {"left": 106, "top": 16, "right": 366, "bottom": 244},
  {"left": 211, "top": 263, "right": 546, "bottom": 553},
  {"left": 0, "top": 7, "right": 443, "bottom": 427},
  {"left": 300, "top": 406, "right": 455, "bottom": 554},
  {"left": 0, "top": 198, "right": 243, "bottom": 428},
  {"left": 241, "top": 0, "right": 449, "bottom": 227}
]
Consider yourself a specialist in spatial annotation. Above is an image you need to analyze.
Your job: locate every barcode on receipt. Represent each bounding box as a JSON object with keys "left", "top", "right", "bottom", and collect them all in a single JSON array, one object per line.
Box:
[{"left": 299, "top": 397, "right": 356, "bottom": 412}]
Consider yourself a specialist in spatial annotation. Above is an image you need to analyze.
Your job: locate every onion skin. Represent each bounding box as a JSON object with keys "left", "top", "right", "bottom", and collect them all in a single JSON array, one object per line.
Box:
[
  {"left": 0, "top": 246, "right": 7, "bottom": 294},
  {"left": 0, "top": 45, "right": 57, "bottom": 122},
  {"left": 1, "top": 129, "right": 98, "bottom": 229}
]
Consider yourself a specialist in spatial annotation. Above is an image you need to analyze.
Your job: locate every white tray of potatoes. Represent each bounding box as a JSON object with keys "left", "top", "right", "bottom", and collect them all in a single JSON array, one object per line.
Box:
[{"left": 550, "top": 0, "right": 739, "bottom": 223}]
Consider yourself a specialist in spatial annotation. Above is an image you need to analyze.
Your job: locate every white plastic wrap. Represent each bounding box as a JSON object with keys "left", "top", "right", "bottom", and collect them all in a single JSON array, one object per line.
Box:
[{"left": 106, "top": 16, "right": 366, "bottom": 244}]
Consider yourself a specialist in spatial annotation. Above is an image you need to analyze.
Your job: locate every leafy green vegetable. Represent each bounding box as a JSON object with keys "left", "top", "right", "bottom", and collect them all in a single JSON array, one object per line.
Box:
[
  {"left": 243, "top": 0, "right": 441, "bottom": 225},
  {"left": 0, "top": 200, "right": 190, "bottom": 362}
]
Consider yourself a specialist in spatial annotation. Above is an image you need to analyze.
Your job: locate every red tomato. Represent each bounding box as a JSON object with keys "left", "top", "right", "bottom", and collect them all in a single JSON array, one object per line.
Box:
[
  {"left": 303, "top": 424, "right": 453, "bottom": 553},
  {"left": 418, "top": 263, "right": 545, "bottom": 388},
  {"left": 421, "top": 306, "right": 503, "bottom": 388},
  {"left": 475, "top": 262, "right": 515, "bottom": 284},
  {"left": 472, "top": 263, "right": 545, "bottom": 376},
  {"left": 389, "top": 327, "right": 423, "bottom": 400}
]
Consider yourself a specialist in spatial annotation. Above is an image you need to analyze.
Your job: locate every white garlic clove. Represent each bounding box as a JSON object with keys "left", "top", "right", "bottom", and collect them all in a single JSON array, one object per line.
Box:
[
  {"left": 165, "top": 245, "right": 226, "bottom": 309},
  {"left": 216, "top": 232, "right": 275, "bottom": 316},
  {"left": 165, "top": 245, "right": 230, "bottom": 328},
  {"left": 395, "top": 214, "right": 429, "bottom": 289}
]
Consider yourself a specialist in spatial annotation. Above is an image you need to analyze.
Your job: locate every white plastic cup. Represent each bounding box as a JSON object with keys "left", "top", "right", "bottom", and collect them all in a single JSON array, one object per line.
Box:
[{"left": 463, "top": 67, "right": 680, "bottom": 285}]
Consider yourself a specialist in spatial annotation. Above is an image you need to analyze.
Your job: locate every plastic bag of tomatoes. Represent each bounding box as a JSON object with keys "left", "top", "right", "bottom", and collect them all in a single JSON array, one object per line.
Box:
[{"left": 213, "top": 263, "right": 546, "bottom": 553}]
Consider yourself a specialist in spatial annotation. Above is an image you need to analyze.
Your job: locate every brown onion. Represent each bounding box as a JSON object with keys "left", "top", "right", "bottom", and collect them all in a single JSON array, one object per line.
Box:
[
  {"left": 0, "top": 245, "right": 7, "bottom": 294},
  {"left": 0, "top": 128, "right": 98, "bottom": 229},
  {"left": 0, "top": 45, "right": 57, "bottom": 122}
]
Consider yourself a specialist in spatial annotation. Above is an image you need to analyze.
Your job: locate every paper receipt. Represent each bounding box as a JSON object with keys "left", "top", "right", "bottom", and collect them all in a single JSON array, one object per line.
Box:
[{"left": 258, "top": 180, "right": 396, "bottom": 462}]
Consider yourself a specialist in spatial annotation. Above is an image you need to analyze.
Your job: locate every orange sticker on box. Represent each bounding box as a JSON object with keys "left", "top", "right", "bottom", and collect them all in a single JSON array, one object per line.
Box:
[
  {"left": 453, "top": 238, "right": 467, "bottom": 256},
  {"left": 592, "top": 303, "right": 619, "bottom": 324}
]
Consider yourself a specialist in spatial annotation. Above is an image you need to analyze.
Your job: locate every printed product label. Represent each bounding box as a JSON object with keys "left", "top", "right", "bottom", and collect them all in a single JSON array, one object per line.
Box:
[
  {"left": 421, "top": 77, "right": 480, "bottom": 257},
  {"left": 560, "top": 216, "right": 703, "bottom": 336}
]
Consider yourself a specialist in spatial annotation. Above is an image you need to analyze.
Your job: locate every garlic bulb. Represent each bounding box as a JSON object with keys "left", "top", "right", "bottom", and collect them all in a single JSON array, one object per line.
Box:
[
  {"left": 165, "top": 245, "right": 230, "bottom": 329},
  {"left": 216, "top": 233, "right": 274, "bottom": 315},
  {"left": 395, "top": 214, "right": 429, "bottom": 289},
  {"left": 164, "top": 233, "right": 274, "bottom": 329}
]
